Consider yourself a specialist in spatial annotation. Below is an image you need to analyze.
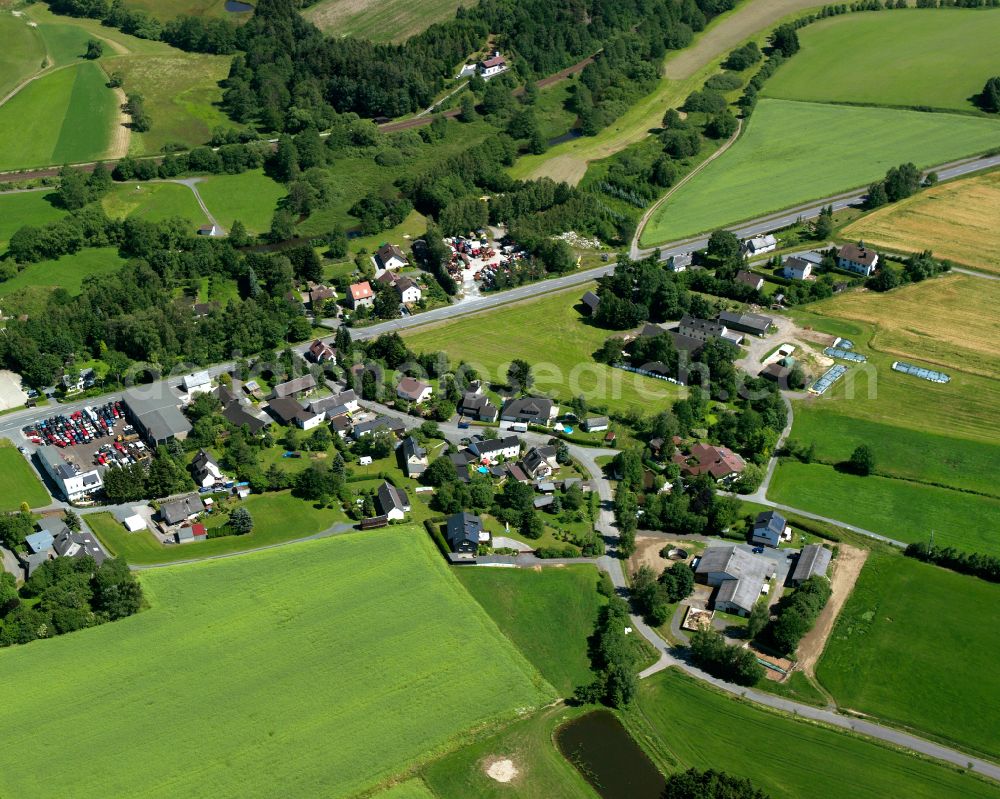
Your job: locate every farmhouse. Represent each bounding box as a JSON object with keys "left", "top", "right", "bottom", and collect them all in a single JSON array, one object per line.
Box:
[
  {"left": 736, "top": 271, "right": 764, "bottom": 291},
  {"left": 792, "top": 544, "right": 832, "bottom": 585},
  {"left": 523, "top": 445, "right": 558, "bottom": 478},
  {"left": 375, "top": 242, "right": 409, "bottom": 271},
  {"left": 837, "top": 243, "right": 879, "bottom": 276},
  {"left": 36, "top": 446, "right": 102, "bottom": 502},
  {"left": 397, "top": 376, "right": 432, "bottom": 404},
  {"left": 468, "top": 435, "right": 521, "bottom": 464},
  {"left": 400, "top": 435, "right": 428, "bottom": 477},
  {"left": 446, "top": 511, "right": 485, "bottom": 557},
  {"left": 307, "top": 339, "right": 337, "bottom": 364},
  {"left": 478, "top": 51, "right": 507, "bottom": 77},
  {"left": 271, "top": 375, "right": 317, "bottom": 400},
  {"left": 267, "top": 397, "right": 323, "bottom": 430},
  {"left": 678, "top": 315, "right": 728, "bottom": 343},
  {"left": 782, "top": 256, "right": 813, "bottom": 280},
  {"left": 744, "top": 234, "right": 777, "bottom": 256},
  {"left": 123, "top": 388, "right": 192, "bottom": 446},
  {"left": 395, "top": 277, "right": 422, "bottom": 304},
  {"left": 581, "top": 291, "right": 601, "bottom": 315},
  {"left": 582, "top": 416, "right": 609, "bottom": 432},
  {"left": 348, "top": 281, "right": 375, "bottom": 309},
  {"left": 159, "top": 494, "right": 205, "bottom": 526},
  {"left": 673, "top": 443, "right": 745, "bottom": 482},
  {"left": 696, "top": 545, "right": 773, "bottom": 616},
  {"left": 376, "top": 482, "right": 411, "bottom": 521},
  {"left": 458, "top": 390, "right": 498, "bottom": 422},
  {"left": 501, "top": 397, "right": 558, "bottom": 427},
  {"left": 191, "top": 449, "right": 223, "bottom": 488},
  {"left": 718, "top": 310, "right": 772, "bottom": 337},
  {"left": 751, "top": 510, "right": 788, "bottom": 549}
]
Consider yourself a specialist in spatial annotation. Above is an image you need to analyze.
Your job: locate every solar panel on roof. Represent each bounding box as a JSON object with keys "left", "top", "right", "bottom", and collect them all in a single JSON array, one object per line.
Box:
[{"left": 892, "top": 361, "right": 950, "bottom": 383}]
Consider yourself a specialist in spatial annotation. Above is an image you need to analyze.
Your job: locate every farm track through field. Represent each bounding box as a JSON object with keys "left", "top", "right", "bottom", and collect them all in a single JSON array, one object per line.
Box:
[{"left": 106, "top": 85, "right": 131, "bottom": 160}]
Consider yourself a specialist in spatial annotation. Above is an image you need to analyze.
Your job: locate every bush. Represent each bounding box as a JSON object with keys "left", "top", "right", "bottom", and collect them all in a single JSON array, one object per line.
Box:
[
  {"left": 689, "top": 627, "right": 764, "bottom": 686},
  {"left": 724, "top": 42, "right": 763, "bottom": 71},
  {"left": 704, "top": 73, "right": 744, "bottom": 92}
]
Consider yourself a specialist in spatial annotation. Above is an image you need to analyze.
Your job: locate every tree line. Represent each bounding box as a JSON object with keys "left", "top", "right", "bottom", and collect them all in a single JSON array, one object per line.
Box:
[{"left": 905, "top": 541, "right": 1000, "bottom": 583}]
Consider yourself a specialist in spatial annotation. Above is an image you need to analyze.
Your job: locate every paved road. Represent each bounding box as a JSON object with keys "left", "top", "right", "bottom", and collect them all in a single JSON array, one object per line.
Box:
[{"left": 169, "top": 178, "right": 220, "bottom": 229}]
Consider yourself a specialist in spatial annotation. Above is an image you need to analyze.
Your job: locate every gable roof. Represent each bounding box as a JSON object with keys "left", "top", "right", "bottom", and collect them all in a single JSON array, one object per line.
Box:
[
  {"left": 376, "top": 481, "right": 409, "bottom": 515},
  {"left": 446, "top": 512, "right": 482, "bottom": 548},
  {"left": 160, "top": 494, "right": 206, "bottom": 525},
  {"left": 838, "top": 243, "right": 878, "bottom": 266},
  {"left": 376, "top": 242, "right": 407, "bottom": 266},
  {"left": 793, "top": 544, "right": 832, "bottom": 583},
  {"left": 674, "top": 443, "right": 745, "bottom": 479},
  {"left": 753, "top": 510, "right": 786, "bottom": 545},
  {"left": 500, "top": 396, "right": 554, "bottom": 423},
  {"left": 581, "top": 291, "right": 601, "bottom": 311},
  {"left": 397, "top": 376, "right": 430, "bottom": 401},
  {"left": 468, "top": 435, "right": 520, "bottom": 457},
  {"left": 267, "top": 396, "right": 316, "bottom": 426},
  {"left": 272, "top": 374, "right": 317, "bottom": 398},
  {"left": 736, "top": 270, "right": 763, "bottom": 289},
  {"left": 402, "top": 435, "right": 427, "bottom": 461},
  {"left": 222, "top": 401, "right": 271, "bottom": 433},
  {"left": 349, "top": 281, "right": 373, "bottom": 301},
  {"left": 52, "top": 528, "right": 107, "bottom": 565},
  {"left": 717, "top": 310, "right": 772, "bottom": 334}
]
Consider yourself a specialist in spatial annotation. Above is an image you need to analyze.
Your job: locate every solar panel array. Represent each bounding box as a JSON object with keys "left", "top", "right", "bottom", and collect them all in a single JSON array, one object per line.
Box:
[
  {"left": 810, "top": 364, "right": 847, "bottom": 394},
  {"left": 892, "top": 361, "right": 950, "bottom": 383},
  {"left": 824, "top": 347, "right": 867, "bottom": 362}
]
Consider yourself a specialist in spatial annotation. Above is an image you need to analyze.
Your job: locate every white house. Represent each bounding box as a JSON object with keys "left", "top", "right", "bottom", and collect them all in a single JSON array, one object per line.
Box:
[
  {"left": 36, "top": 447, "right": 102, "bottom": 502},
  {"left": 395, "top": 277, "right": 422, "bottom": 304},
  {"left": 743, "top": 234, "right": 777, "bottom": 256},
  {"left": 782, "top": 256, "right": 813, "bottom": 281},
  {"left": 181, "top": 371, "right": 213, "bottom": 397},
  {"left": 478, "top": 52, "right": 507, "bottom": 77},
  {"left": 375, "top": 243, "right": 409, "bottom": 271},
  {"left": 348, "top": 281, "right": 374, "bottom": 309},
  {"left": 376, "top": 482, "right": 410, "bottom": 521},
  {"left": 191, "top": 449, "right": 224, "bottom": 488},
  {"left": 467, "top": 435, "right": 521, "bottom": 464},
  {"left": 837, "top": 243, "right": 879, "bottom": 276},
  {"left": 397, "top": 376, "right": 432, "bottom": 404}
]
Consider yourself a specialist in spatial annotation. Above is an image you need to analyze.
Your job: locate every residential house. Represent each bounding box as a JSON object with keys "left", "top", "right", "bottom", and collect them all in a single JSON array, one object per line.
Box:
[
  {"left": 782, "top": 256, "right": 813, "bottom": 281},
  {"left": 446, "top": 512, "right": 485, "bottom": 556},
  {"left": 307, "top": 339, "right": 337, "bottom": 364},
  {"left": 36, "top": 446, "right": 102, "bottom": 502},
  {"left": 695, "top": 545, "right": 774, "bottom": 616},
  {"left": 718, "top": 310, "right": 772, "bottom": 337},
  {"left": 222, "top": 401, "right": 272, "bottom": 434},
  {"left": 329, "top": 414, "right": 352, "bottom": 438},
  {"left": 352, "top": 416, "right": 404, "bottom": 440},
  {"left": 376, "top": 481, "right": 411, "bottom": 521},
  {"left": 837, "top": 243, "right": 879, "bottom": 276},
  {"left": 743, "top": 234, "right": 777, "bottom": 256},
  {"left": 792, "top": 544, "right": 832, "bottom": 585},
  {"left": 191, "top": 449, "right": 223, "bottom": 488},
  {"left": 375, "top": 243, "right": 409, "bottom": 271},
  {"left": 450, "top": 450, "right": 473, "bottom": 483},
  {"left": 582, "top": 417, "right": 609, "bottom": 432},
  {"left": 397, "top": 376, "right": 432, "bottom": 404},
  {"left": 478, "top": 52, "right": 507, "bottom": 77},
  {"left": 500, "top": 397, "right": 558, "bottom": 427},
  {"left": 395, "top": 276, "right": 421, "bottom": 304},
  {"left": 181, "top": 371, "right": 213, "bottom": 397},
  {"left": 458, "top": 391, "right": 498, "bottom": 422},
  {"left": 348, "top": 281, "right": 375, "bottom": 309},
  {"left": 666, "top": 253, "right": 692, "bottom": 272},
  {"left": 523, "top": 445, "right": 558, "bottom": 479},
  {"left": 267, "top": 397, "right": 323, "bottom": 430},
  {"left": 751, "top": 510, "right": 788, "bottom": 548},
  {"left": 468, "top": 435, "right": 521, "bottom": 464},
  {"left": 308, "top": 389, "right": 359, "bottom": 416},
  {"left": 673, "top": 443, "right": 745, "bottom": 482},
  {"left": 52, "top": 526, "right": 107, "bottom": 565},
  {"left": 25, "top": 529, "right": 54, "bottom": 555},
  {"left": 736, "top": 271, "right": 764, "bottom": 292},
  {"left": 62, "top": 368, "right": 96, "bottom": 393},
  {"left": 581, "top": 291, "right": 601, "bottom": 315},
  {"left": 159, "top": 494, "right": 206, "bottom": 526},
  {"left": 400, "top": 435, "right": 428, "bottom": 477},
  {"left": 123, "top": 388, "right": 192, "bottom": 446},
  {"left": 308, "top": 285, "right": 337, "bottom": 310},
  {"left": 271, "top": 374, "right": 317, "bottom": 400}
]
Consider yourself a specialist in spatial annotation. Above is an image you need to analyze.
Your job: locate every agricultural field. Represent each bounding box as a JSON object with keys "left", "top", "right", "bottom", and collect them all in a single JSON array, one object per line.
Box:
[
  {"left": 842, "top": 170, "right": 1000, "bottom": 275},
  {"left": 0, "top": 191, "right": 64, "bottom": 250},
  {"left": 0, "top": 12, "right": 46, "bottom": 99},
  {"left": 762, "top": 9, "right": 1000, "bottom": 112},
  {"left": 0, "top": 61, "right": 118, "bottom": 170},
  {"left": 88, "top": 490, "right": 350, "bottom": 564},
  {"left": 102, "top": 181, "right": 209, "bottom": 225},
  {"left": 639, "top": 99, "right": 1000, "bottom": 246},
  {"left": 629, "top": 668, "right": 1000, "bottom": 799},
  {"left": 375, "top": 780, "right": 437, "bottom": 799},
  {"left": 818, "top": 552, "right": 1000, "bottom": 761},
  {"left": 455, "top": 565, "right": 605, "bottom": 696},
  {"left": 0, "top": 247, "right": 125, "bottom": 303},
  {"left": 114, "top": 0, "right": 249, "bottom": 20},
  {"left": 0, "top": 529, "right": 554, "bottom": 799},
  {"left": 304, "top": 0, "right": 474, "bottom": 42},
  {"left": 403, "top": 286, "right": 686, "bottom": 415},
  {"left": 0, "top": 442, "right": 50, "bottom": 511},
  {"left": 197, "top": 170, "right": 287, "bottom": 234}
]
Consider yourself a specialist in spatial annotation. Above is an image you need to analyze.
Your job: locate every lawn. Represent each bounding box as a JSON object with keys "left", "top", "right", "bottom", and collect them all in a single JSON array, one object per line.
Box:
[
  {"left": 762, "top": 9, "right": 1000, "bottom": 113},
  {"left": 0, "top": 12, "right": 46, "bottom": 99},
  {"left": 455, "top": 565, "right": 605, "bottom": 696},
  {"left": 197, "top": 170, "right": 287, "bottom": 234},
  {"left": 639, "top": 99, "right": 1000, "bottom": 246},
  {"left": 533, "top": 80, "right": 577, "bottom": 142},
  {"left": 0, "top": 247, "right": 125, "bottom": 300},
  {"left": 102, "top": 181, "right": 209, "bottom": 225},
  {"left": 0, "top": 61, "right": 117, "bottom": 171},
  {"left": 768, "top": 459, "right": 1000, "bottom": 554},
  {"left": 87, "top": 489, "right": 351, "bottom": 564},
  {"left": 403, "top": 285, "right": 686, "bottom": 415},
  {"left": 842, "top": 170, "right": 1000, "bottom": 275},
  {"left": 817, "top": 552, "right": 1000, "bottom": 761},
  {"left": 303, "top": 0, "right": 474, "bottom": 42},
  {"left": 0, "top": 191, "right": 64, "bottom": 250},
  {"left": 0, "top": 442, "right": 50, "bottom": 511},
  {"left": 629, "top": 668, "right": 1000, "bottom": 799},
  {"left": 0, "top": 529, "right": 555, "bottom": 798}
]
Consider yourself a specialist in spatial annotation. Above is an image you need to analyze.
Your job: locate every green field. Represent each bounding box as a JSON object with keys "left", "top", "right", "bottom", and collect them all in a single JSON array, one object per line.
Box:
[
  {"left": 0, "top": 191, "right": 64, "bottom": 250},
  {"left": 630, "top": 668, "right": 1000, "bottom": 799},
  {"left": 769, "top": 459, "right": 1000, "bottom": 554},
  {"left": 0, "top": 529, "right": 554, "bottom": 798},
  {"left": 455, "top": 565, "right": 605, "bottom": 696},
  {"left": 640, "top": 99, "right": 1000, "bottom": 245},
  {"left": 403, "top": 286, "right": 686, "bottom": 414},
  {"left": 0, "top": 13, "right": 46, "bottom": 99},
  {"left": 0, "top": 443, "right": 50, "bottom": 511},
  {"left": 113, "top": 0, "right": 249, "bottom": 19},
  {"left": 0, "top": 61, "right": 117, "bottom": 171},
  {"left": 304, "top": 0, "right": 474, "bottom": 42},
  {"left": 102, "top": 181, "right": 209, "bottom": 225},
  {"left": 0, "top": 247, "right": 125, "bottom": 302},
  {"left": 762, "top": 10, "right": 1000, "bottom": 112},
  {"left": 818, "top": 553, "right": 1000, "bottom": 760},
  {"left": 375, "top": 780, "right": 438, "bottom": 799},
  {"left": 88, "top": 490, "right": 350, "bottom": 564},
  {"left": 198, "top": 170, "right": 287, "bottom": 234}
]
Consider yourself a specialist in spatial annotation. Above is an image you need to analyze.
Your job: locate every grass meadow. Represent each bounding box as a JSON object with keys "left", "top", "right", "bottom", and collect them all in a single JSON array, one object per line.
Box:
[
  {"left": 102, "top": 181, "right": 208, "bottom": 225},
  {"left": 762, "top": 9, "right": 1000, "bottom": 113},
  {"left": 303, "top": 0, "right": 474, "bottom": 42},
  {"left": 88, "top": 490, "right": 350, "bottom": 564},
  {"left": 0, "top": 12, "right": 46, "bottom": 99},
  {"left": 0, "top": 62, "right": 117, "bottom": 170},
  {"left": 0, "top": 191, "right": 64, "bottom": 250},
  {"left": 0, "top": 443, "right": 50, "bottom": 511},
  {"left": 403, "top": 286, "right": 686, "bottom": 415},
  {"left": 0, "top": 247, "right": 125, "bottom": 304},
  {"left": 639, "top": 99, "right": 1000, "bottom": 245},
  {"left": 842, "top": 170, "right": 1000, "bottom": 275},
  {"left": 197, "top": 169, "right": 287, "bottom": 234},
  {"left": 375, "top": 780, "right": 438, "bottom": 799},
  {"left": 455, "top": 565, "right": 605, "bottom": 696},
  {"left": 0, "top": 529, "right": 555, "bottom": 798},
  {"left": 114, "top": 0, "right": 250, "bottom": 20},
  {"left": 628, "top": 668, "right": 1000, "bottom": 799},
  {"left": 817, "top": 552, "right": 1000, "bottom": 761}
]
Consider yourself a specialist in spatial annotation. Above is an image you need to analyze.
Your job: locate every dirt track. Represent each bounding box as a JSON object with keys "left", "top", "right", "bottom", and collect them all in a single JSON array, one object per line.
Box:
[{"left": 106, "top": 86, "right": 131, "bottom": 160}]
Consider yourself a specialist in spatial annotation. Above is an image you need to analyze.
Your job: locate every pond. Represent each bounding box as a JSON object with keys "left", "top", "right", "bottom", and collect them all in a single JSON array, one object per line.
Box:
[
  {"left": 556, "top": 710, "right": 667, "bottom": 799},
  {"left": 224, "top": 0, "right": 254, "bottom": 11},
  {"left": 548, "top": 129, "right": 582, "bottom": 147}
]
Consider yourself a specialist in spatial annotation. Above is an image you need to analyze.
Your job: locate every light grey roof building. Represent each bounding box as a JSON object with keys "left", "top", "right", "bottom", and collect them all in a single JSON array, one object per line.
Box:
[
  {"left": 696, "top": 545, "right": 774, "bottom": 616},
  {"left": 792, "top": 544, "right": 832, "bottom": 585},
  {"left": 123, "top": 388, "right": 192, "bottom": 446}
]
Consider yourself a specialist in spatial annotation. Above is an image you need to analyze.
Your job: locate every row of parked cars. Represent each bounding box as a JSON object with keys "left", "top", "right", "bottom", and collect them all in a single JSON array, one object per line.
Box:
[
  {"left": 95, "top": 437, "right": 149, "bottom": 468},
  {"left": 21, "top": 401, "right": 123, "bottom": 448}
]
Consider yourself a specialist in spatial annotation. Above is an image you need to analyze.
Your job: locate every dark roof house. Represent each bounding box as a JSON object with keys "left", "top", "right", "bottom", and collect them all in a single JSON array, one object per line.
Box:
[
  {"left": 751, "top": 510, "right": 786, "bottom": 548},
  {"left": 446, "top": 512, "right": 483, "bottom": 555},
  {"left": 792, "top": 544, "right": 832, "bottom": 585},
  {"left": 500, "top": 397, "right": 556, "bottom": 426},
  {"left": 159, "top": 494, "right": 206, "bottom": 526}
]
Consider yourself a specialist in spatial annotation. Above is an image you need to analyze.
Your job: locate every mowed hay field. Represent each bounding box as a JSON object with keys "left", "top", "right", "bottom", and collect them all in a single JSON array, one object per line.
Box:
[
  {"left": 403, "top": 286, "right": 686, "bottom": 414},
  {"left": 762, "top": 9, "right": 1000, "bottom": 112},
  {"left": 0, "top": 12, "right": 46, "bottom": 99},
  {"left": 304, "top": 0, "right": 474, "bottom": 42},
  {"left": 842, "top": 171, "right": 1000, "bottom": 274},
  {"left": 0, "top": 530, "right": 555, "bottom": 798},
  {"left": 630, "top": 669, "right": 1000, "bottom": 799},
  {"left": 0, "top": 62, "right": 117, "bottom": 170},
  {"left": 102, "top": 181, "right": 209, "bottom": 225},
  {"left": 0, "top": 443, "right": 50, "bottom": 511},
  {"left": 0, "top": 247, "right": 125, "bottom": 303},
  {"left": 198, "top": 170, "right": 287, "bottom": 234},
  {"left": 639, "top": 100, "right": 1000, "bottom": 246},
  {"left": 0, "top": 191, "right": 64, "bottom": 250},
  {"left": 375, "top": 780, "right": 437, "bottom": 799},
  {"left": 115, "top": 0, "right": 248, "bottom": 20},
  {"left": 817, "top": 553, "right": 1000, "bottom": 761}
]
